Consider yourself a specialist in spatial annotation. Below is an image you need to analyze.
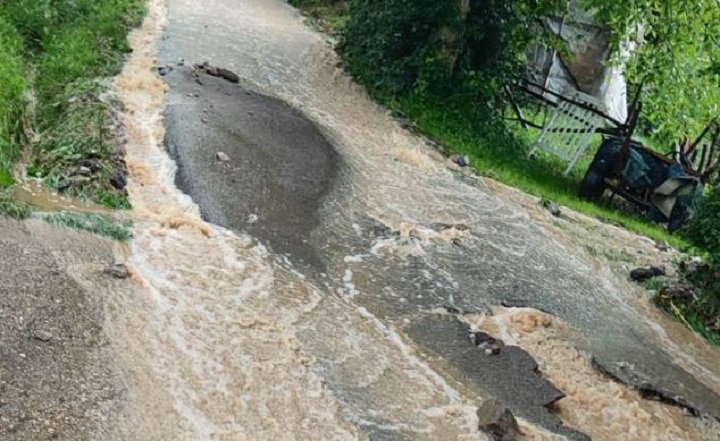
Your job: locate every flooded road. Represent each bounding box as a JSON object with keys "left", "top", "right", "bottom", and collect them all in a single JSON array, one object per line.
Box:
[{"left": 106, "top": 0, "right": 720, "bottom": 440}]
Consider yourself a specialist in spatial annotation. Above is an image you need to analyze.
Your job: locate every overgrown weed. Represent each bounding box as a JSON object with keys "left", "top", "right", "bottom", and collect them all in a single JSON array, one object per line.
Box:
[{"left": 44, "top": 212, "right": 133, "bottom": 241}]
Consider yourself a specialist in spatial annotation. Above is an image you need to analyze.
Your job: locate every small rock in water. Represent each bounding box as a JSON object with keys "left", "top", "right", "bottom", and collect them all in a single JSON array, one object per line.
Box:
[
  {"left": 450, "top": 154, "right": 471, "bottom": 167},
  {"left": 655, "top": 241, "right": 671, "bottom": 252},
  {"left": 110, "top": 172, "right": 127, "bottom": 190},
  {"left": 216, "top": 151, "right": 231, "bottom": 162},
  {"left": 444, "top": 305, "right": 462, "bottom": 314},
  {"left": 541, "top": 198, "right": 561, "bottom": 217},
  {"left": 630, "top": 266, "right": 665, "bottom": 282},
  {"left": 247, "top": 213, "right": 259, "bottom": 225},
  {"left": 105, "top": 263, "right": 130, "bottom": 279},
  {"left": 33, "top": 330, "right": 53, "bottom": 342},
  {"left": 177, "top": 57, "right": 185, "bottom": 66},
  {"left": 158, "top": 65, "right": 173, "bottom": 76},
  {"left": 476, "top": 399, "right": 520, "bottom": 441},
  {"left": 217, "top": 67, "right": 240, "bottom": 84}
]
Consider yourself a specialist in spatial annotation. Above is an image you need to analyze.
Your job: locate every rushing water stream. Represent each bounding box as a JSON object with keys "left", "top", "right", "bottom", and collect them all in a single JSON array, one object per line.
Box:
[{"left": 104, "top": 0, "right": 720, "bottom": 440}]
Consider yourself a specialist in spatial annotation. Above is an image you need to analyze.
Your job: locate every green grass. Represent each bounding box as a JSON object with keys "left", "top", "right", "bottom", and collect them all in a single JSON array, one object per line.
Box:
[
  {"left": 44, "top": 212, "right": 133, "bottom": 241},
  {"left": 0, "top": 169, "right": 16, "bottom": 188},
  {"left": 648, "top": 259, "right": 720, "bottom": 345},
  {"left": 28, "top": 78, "right": 130, "bottom": 209},
  {"left": 656, "top": 296, "right": 720, "bottom": 346},
  {"left": 0, "top": 15, "right": 28, "bottom": 171},
  {"left": 0, "top": 0, "right": 144, "bottom": 208},
  {"left": 0, "top": 194, "right": 32, "bottom": 220}
]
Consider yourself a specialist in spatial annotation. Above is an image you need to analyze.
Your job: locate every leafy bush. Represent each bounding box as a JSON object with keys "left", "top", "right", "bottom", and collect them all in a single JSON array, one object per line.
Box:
[
  {"left": 685, "top": 185, "right": 720, "bottom": 260},
  {"left": 340, "top": 0, "right": 563, "bottom": 99},
  {"left": 588, "top": 0, "right": 720, "bottom": 141}
]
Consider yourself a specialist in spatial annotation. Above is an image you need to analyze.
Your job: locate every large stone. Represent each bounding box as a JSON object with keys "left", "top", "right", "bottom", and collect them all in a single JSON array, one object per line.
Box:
[
  {"left": 404, "top": 315, "right": 592, "bottom": 440},
  {"left": 476, "top": 399, "right": 520, "bottom": 441}
]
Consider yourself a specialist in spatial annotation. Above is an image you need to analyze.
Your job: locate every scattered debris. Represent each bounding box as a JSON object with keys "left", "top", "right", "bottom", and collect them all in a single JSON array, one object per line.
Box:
[
  {"left": 79, "top": 158, "right": 103, "bottom": 173},
  {"left": 468, "top": 329, "right": 504, "bottom": 356},
  {"left": 429, "top": 222, "right": 470, "bottom": 232},
  {"left": 630, "top": 266, "right": 665, "bottom": 282},
  {"left": 679, "top": 257, "right": 708, "bottom": 276},
  {"left": 540, "top": 198, "right": 561, "bottom": 217},
  {"left": 370, "top": 219, "right": 398, "bottom": 238},
  {"left": 216, "top": 151, "right": 231, "bottom": 162},
  {"left": 104, "top": 263, "right": 130, "bottom": 279},
  {"left": 247, "top": 213, "right": 259, "bottom": 225},
  {"left": 655, "top": 241, "right": 671, "bottom": 252},
  {"left": 57, "top": 175, "right": 91, "bottom": 191},
  {"left": 177, "top": 57, "right": 185, "bottom": 66},
  {"left": 193, "top": 61, "right": 240, "bottom": 83},
  {"left": 655, "top": 283, "right": 698, "bottom": 306},
  {"left": 33, "top": 330, "right": 53, "bottom": 342},
  {"left": 476, "top": 399, "right": 521, "bottom": 441}
]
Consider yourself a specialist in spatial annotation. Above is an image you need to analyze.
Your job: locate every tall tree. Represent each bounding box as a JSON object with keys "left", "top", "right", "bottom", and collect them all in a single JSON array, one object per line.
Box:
[{"left": 585, "top": 0, "right": 720, "bottom": 143}]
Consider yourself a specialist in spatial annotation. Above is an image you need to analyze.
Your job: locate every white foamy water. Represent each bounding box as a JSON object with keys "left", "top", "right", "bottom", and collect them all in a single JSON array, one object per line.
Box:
[
  {"left": 100, "top": 0, "right": 720, "bottom": 440},
  {"left": 107, "top": 1, "right": 489, "bottom": 440}
]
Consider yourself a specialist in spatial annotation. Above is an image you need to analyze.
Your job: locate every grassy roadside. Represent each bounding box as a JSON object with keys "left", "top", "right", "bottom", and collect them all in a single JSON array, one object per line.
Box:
[
  {"left": 291, "top": 2, "right": 684, "bottom": 248},
  {"left": 0, "top": 0, "right": 145, "bottom": 210},
  {"left": 0, "top": 15, "right": 28, "bottom": 184}
]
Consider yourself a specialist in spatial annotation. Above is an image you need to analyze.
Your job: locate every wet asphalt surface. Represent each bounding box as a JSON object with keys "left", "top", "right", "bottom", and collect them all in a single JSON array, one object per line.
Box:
[
  {"left": 161, "top": 67, "right": 590, "bottom": 438},
  {"left": 158, "top": 3, "right": 720, "bottom": 438},
  {"left": 159, "top": 64, "right": 720, "bottom": 441},
  {"left": 164, "top": 69, "right": 338, "bottom": 270}
]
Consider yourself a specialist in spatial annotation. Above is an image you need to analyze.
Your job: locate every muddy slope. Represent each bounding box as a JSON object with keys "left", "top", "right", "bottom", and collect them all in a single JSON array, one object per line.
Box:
[{"left": 0, "top": 219, "right": 124, "bottom": 441}]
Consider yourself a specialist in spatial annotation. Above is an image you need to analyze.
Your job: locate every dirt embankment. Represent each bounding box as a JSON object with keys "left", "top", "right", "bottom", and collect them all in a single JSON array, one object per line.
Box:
[{"left": 0, "top": 219, "right": 126, "bottom": 441}]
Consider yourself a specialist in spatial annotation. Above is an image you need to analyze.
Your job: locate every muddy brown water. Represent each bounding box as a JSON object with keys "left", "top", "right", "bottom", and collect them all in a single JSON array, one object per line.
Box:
[{"left": 93, "top": 0, "right": 720, "bottom": 440}]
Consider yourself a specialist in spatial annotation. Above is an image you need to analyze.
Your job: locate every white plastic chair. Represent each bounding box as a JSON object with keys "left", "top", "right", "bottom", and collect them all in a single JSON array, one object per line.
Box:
[{"left": 529, "top": 91, "right": 607, "bottom": 175}]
